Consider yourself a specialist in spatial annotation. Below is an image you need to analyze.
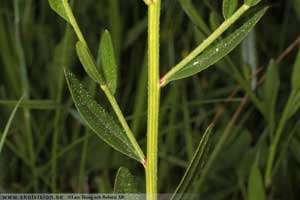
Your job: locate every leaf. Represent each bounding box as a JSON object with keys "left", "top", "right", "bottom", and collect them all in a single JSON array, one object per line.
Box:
[
  {"left": 286, "top": 49, "right": 300, "bottom": 119},
  {"left": 263, "top": 60, "right": 279, "bottom": 133},
  {"left": 64, "top": 70, "right": 141, "bottom": 162},
  {"left": 167, "top": 7, "right": 268, "bottom": 83},
  {"left": 48, "top": 0, "right": 70, "bottom": 22},
  {"left": 113, "top": 167, "right": 139, "bottom": 193},
  {"left": 245, "top": 0, "right": 262, "bottom": 7},
  {"left": 247, "top": 164, "right": 266, "bottom": 200},
  {"left": 222, "top": 0, "right": 238, "bottom": 19},
  {"left": 76, "top": 41, "right": 104, "bottom": 85},
  {"left": 287, "top": 90, "right": 300, "bottom": 119},
  {"left": 291, "top": 47, "right": 300, "bottom": 92},
  {"left": 170, "top": 125, "right": 214, "bottom": 200},
  {"left": 100, "top": 30, "right": 118, "bottom": 95},
  {"left": 0, "top": 95, "right": 24, "bottom": 153}
]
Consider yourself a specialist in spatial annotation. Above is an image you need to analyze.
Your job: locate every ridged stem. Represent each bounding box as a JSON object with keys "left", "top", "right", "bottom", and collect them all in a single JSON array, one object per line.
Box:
[{"left": 146, "top": 1, "right": 161, "bottom": 200}]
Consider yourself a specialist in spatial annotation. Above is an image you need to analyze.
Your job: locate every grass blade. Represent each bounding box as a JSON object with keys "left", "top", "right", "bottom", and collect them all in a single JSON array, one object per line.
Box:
[
  {"left": 178, "top": 0, "right": 211, "bottom": 35},
  {"left": 165, "top": 7, "right": 267, "bottom": 83},
  {"left": 263, "top": 60, "right": 279, "bottom": 134},
  {"left": 170, "top": 125, "right": 214, "bottom": 200},
  {"left": 113, "top": 167, "right": 139, "bottom": 193},
  {"left": 291, "top": 47, "right": 300, "bottom": 92},
  {"left": 248, "top": 164, "right": 266, "bottom": 200},
  {"left": 0, "top": 100, "right": 60, "bottom": 110},
  {"left": 100, "top": 30, "right": 118, "bottom": 95},
  {"left": 64, "top": 70, "right": 141, "bottom": 162},
  {"left": 0, "top": 95, "right": 24, "bottom": 153},
  {"left": 48, "top": 0, "right": 70, "bottom": 22}
]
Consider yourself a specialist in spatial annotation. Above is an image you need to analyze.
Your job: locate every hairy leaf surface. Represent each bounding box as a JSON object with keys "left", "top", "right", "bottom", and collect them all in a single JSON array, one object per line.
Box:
[
  {"left": 166, "top": 7, "right": 267, "bottom": 83},
  {"left": 65, "top": 70, "right": 141, "bottom": 161}
]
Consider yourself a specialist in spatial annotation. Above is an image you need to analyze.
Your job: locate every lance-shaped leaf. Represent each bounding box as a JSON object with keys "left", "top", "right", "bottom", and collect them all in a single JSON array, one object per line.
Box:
[
  {"left": 263, "top": 60, "right": 279, "bottom": 132},
  {"left": 100, "top": 30, "right": 118, "bottom": 95},
  {"left": 76, "top": 41, "right": 104, "bottom": 85},
  {"left": 247, "top": 164, "right": 266, "bottom": 200},
  {"left": 65, "top": 70, "right": 141, "bottom": 161},
  {"left": 166, "top": 7, "right": 267, "bottom": 83},
  {"left": 170, "top": 125, "right": 214, "bottom": 200},
  {"left": 222, "top": 0, "right": 238, "bottom": 19},
  {"left": 114, "top": 167, "right": 139, "bottom": 193},
  {"left": 286, "top": 49, "right": 300, "bottom": 119},
  {"left": 48, "top": 0, "right": 70, "bottom": 22}
]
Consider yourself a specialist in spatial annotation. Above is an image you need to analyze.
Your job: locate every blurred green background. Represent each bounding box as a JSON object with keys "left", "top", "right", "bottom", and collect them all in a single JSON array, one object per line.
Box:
[{"left": 0, "top": 0, "right": 300, "bottom": 199}]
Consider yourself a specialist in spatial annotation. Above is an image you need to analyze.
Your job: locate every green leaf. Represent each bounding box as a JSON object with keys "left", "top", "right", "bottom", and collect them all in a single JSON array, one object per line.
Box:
[
  {"left": 48, "top": 0, "right": 70, "bottom": 22},
  {"left": 170, "top": 125, "right": 214, "bottom": 200},
  {"left": 167, "top": 7, "right": 268, "bottom": 83},
  {"left": 113, "top": 167, "right": 139, "bottom": 193},
  {"left": 64, "top": 70, "right": 141, "bottom": 161},
  {"left": 263, "top": 60, "right": 279, "bottom": 133},
  {"left": 100, "top": 30, "right": 118, "bottom": 95},
  {"left": 247, "top": 164, "right": 266, "bottom": 200},
  {"left": 245, "top": 0, "right": 262, "bottom": 7},
  {"left": 291, "top": 47, "right": 300, "bottom": 92},
  {"left": 286, "top": 49, "right": 300, "bottom": 119},
  {"left": 222, "top": 0, "right": 238, "bottom": 19},
  {"left": 287, "top": 90, "right": 300, "bottom": 119},
  {"left": 76, "top": 41, "right": 104, "bottom": 85},
  {"left": 0, "top": 95, "right": 24, "bottom": 153}
]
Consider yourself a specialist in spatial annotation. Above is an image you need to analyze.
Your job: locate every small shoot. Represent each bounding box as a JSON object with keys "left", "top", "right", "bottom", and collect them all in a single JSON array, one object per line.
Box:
[{"left": 0, "top": 96, "right": 24, "bottom": 153}]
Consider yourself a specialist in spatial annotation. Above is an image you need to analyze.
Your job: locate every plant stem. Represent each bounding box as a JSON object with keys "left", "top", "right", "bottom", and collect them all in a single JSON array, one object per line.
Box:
[
  {"left": 101, "top": 85, "right": 146, "bottom": 164},
  {"left": 63, "top": 0, "right": 87, "bottom": 46},
  {"left": 264, "top": 93, "right": 293, "bottom": 187},
  {"left": 146, "top": 1, "right": 161, "bottom": 199},
  {"left": 64, "top": 0, "right": 145, "bottom": 164},
  {"left": 160, "top": 4, "right": 250, "bottom": 87},
  {"left": 14, "top": 0, "right": 37, "bottom": 191}
]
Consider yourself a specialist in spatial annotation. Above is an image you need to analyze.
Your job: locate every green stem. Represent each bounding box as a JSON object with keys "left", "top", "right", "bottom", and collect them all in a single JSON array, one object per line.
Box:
[
  {"left": 101, "top": 85, "right": 145, "bottom": 164},
  {"left": 146, "top": 1, "right": 161, "bottom": 200},
  {"left": 64, "top": 0, "right": 145, "bottom": 164},
  {"left": 14, "top": 0, "right": 37, "bottom": 191},
  {"left": 63, "top": 0, "right": 87, "bottom": 46},
  {"left": 160, "top": 4, "right": 250, "bottom": 87},
  {"left": 265, "top": 93, "right": 293, "bottom": 187}
]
